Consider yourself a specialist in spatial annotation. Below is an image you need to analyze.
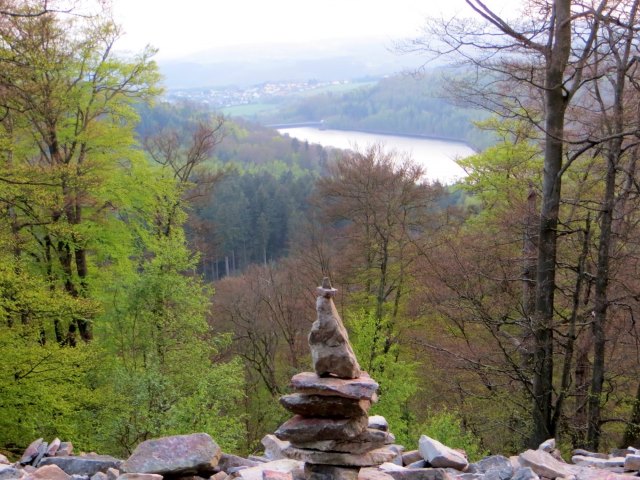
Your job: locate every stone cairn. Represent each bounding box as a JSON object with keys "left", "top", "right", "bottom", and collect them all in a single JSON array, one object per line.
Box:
[{"left": 274, "top": 278, "right": 399, "bottom": 480}]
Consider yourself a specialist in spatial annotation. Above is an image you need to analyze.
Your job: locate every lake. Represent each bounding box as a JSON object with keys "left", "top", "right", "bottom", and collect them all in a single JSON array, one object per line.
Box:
[{"left": 277, "top": 127, "right": 475, "bottom": 184}]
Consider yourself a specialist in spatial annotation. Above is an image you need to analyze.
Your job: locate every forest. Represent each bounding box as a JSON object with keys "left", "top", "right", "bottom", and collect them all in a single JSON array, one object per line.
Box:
[
  {"left": 2, "top": 0, "right": 640, "bottom": 464},
  {"left": 241, "top": 73, "right": 494, "bottom": 151}
]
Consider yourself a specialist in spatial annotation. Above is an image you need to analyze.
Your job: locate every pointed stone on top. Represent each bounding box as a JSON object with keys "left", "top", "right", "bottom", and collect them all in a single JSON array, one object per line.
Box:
[
  {"left": 309, "top": 277, "right": 361, "bottom": 379},
  {"left": 317, "top": 277, "right": 338, "bottom": 298}
]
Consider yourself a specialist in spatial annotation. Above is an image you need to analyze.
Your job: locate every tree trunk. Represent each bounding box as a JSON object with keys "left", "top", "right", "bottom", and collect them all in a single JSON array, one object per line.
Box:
[
  {"left": 531, "top": 0, "right": 572, "bottom": 446},
  {"left": 623, "top": 380, "right": 640, "bottom": 447}
]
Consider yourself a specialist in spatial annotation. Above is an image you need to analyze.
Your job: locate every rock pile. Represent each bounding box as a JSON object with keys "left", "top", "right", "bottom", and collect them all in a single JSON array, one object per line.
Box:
[{"left": 274, "top": 278, "right": 400, "bottom": 480}]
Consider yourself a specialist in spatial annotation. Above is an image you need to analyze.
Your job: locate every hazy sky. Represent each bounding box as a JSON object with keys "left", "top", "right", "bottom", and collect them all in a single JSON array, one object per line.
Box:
[{"left": 111, "top": 0, "right": 518, "bottom": 60}]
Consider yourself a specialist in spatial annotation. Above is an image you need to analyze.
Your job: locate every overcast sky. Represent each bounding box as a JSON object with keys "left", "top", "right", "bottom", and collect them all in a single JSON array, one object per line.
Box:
[{"left": 110, "top": 0, "right": 518, "bottom": 60}]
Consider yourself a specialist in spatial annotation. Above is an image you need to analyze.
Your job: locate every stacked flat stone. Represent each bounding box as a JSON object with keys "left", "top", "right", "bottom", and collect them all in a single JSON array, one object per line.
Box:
[{"left": 274, "top": 278, "right": 398, "bottom": 480}]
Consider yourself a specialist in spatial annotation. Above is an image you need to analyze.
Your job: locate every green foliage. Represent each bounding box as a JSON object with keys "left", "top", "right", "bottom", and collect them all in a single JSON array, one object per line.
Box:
[
  {"left": 457, "top": 118, "right": 542, "bottom": 220},
  {"left": 416, "top": 409, "right": 487, "bottom": 462},
  {"left": 0, "top": 6, "right": 246, "bottom": 456},
  {"left": 349, "top": 310, "right": 419, "bottom": 448},
  {"left": 0, "top": 322, "right": 106, "bottom": 453}
]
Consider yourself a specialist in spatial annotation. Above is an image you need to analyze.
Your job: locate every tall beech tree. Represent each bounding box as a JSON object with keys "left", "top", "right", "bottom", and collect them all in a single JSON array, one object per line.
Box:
[
  {"left": 0, "top": 1, "right": 160, "bottom": 343},
  {"left": 409, "top": 0, "right": 640, "bottom": 445}
]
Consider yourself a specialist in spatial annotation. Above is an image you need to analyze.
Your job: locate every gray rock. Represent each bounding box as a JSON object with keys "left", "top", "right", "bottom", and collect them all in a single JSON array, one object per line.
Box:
[
  {"left": 47, "top": 439, "right": 62, "bottom": 457},
  {"left": 282, "top": 445, "right": 398, "bottom": 467},
  {"left": 406, "top": 461, "right": 428, "bottom": 469},
  {"left": 218, "top": 454, "right": 259, "bottom": 472},
  {"left": 387, "top": 446, "right": 405, "bottom": 466},
  {"left": 571, "top": 450, "right": 607, "bottom": 460},
  {"left": 105, "top": 468, "right": 119, "bottom": 480},
  {"left": 304, "top": 464, "right": 359, "bottom": 480},
  {"left": 248, "top": 456, "right": 270, "bottom": 463},
  {"left": 610, "top": 449, "right": 635, "bottom": 458},
  {"left": 121, "top": 433, "right": 221, "bottom": 476},
  {"left": 275, "top": 414, "right": 368, "bottom": 443},
  {"left": 385, "top": 468, "right": 452, "bottom": 480},
  {"left": 90, "top": 474, "right": 108, "bottom": 480},
  {"left": 261, "top": 435, "right": 290, "bottom": 461},
  {"left": 30, "top": 464, "right": 70, "bottom": 480},
  {"left": 57, "top": 443, "right": 74, "bottom": 457},
  {"left": 291, "top": 428, "right": 391, "bottom": 454},
  {"left": 418, "top": 436, "right": 468, "bottom": 471},
  {"left": 369, "top": 416, "right": 389, "bottom": 432},
  {"left": 572, "top": 468, "right": 639, "bottom": 480},
  {"left": 538, "top": 440, "right": 555, "bottom": 453},
  {"left": 0, "top": 465, "right": 23, "bottom": 479},
  {"left": 0, "top": 456, "right": 7, "bottom": 466},
  {"left": 232, "top": 459, "right": 303, "bottom": 480},
  {"left": 290, "top": 372, "right": 379, "bottom": 401},
  {"left": 518, "top": 450, "right": 575, "bottom": 479},
  {"left": 358, "top": 468, "right": 395, "bottom": 480},
  {"left": 39, "top": 455, "right": 122, "bottom": 477},
  {"left": 20, "top": 439, "right": 44, "bottom": 465},
  {"left": 210, "top": 472, "right": 228, "bottom": 480},
  {"left": 280, "top": 394, "right": 371, "bottom": 418},
  {"left": 32, "top": 442, "right": 48, "bottom": 467},
  {"left": 262, "top": 470, "right": 293, "bottom": 480},
  {"left": 309, "top": 278, "right": 361, "bottom": 379},
  {"left": 511, "top": 467, "right": 539, "bottom": 480},
  {"left": 402, "top": 452, "right": 423, "bottom": 467},
  {"left": 571, "top": 456, "right": 624, "bottom": 469},
  {"left": 115, "top": 475, "right": 163, "bottom": 480},
  {"left": 456, "top": 474, "right": 485, "bottom": 480},
  {"left": 624, "top": 455, "right": 640, "bottom": 471},
  {"left": 467, "top": 455, "right": 513, "bottom": 480},
  {"left": 70, "top": 476, "right": 90, "bottom": 480}
]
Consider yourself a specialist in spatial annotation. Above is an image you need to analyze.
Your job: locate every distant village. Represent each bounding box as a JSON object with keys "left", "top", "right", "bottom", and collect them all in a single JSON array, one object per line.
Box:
[{"left": 165, "top": 79, "right": 353, "bottom": 109}]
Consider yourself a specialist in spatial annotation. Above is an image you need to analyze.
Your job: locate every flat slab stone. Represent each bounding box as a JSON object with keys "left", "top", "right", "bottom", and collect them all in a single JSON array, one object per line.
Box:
[
  {"left": 304, "top": 463, "right": 359, "bottom": 480},
  {"left": 282, "top": 445, "right": 398, "bottom": 467},
  {"left": 280, "top": 393, "right": 371, "bottom": 418},
  {"left": 518, "top": 450, "right": 574, "bottom": 479},
  {"left": 402, "top": 451, "right": 423, "bottom": 467},
  {"left": 30, "top": 464, "right": 70, "bottom": 480},
  {"left": 359, "top": 468, "right": 395, "bottom": 480},
  {"left": 572, "top": 456, "right": 625, "bottom": 469},
  {"left": 381, "top": 466, "right": 452, "bottom": 480},
  {"left": 276, "top": 415, "right": 369, "bottom": 443},
  {"left": 121, "top": 433, "right": 221, "bottom": 476},
  {"left": 624, "top": 454, "right": 640, "bottom": 471},
  {"left": 291, "top": 372, "right": 378, "bottom": 400},
  {"left": 291, "top": 428, "right": 392, "bottom": 454},
  {"left": 418, "top": 436, "right": 467, "bottom": 470},
  {"left": 219, "top": 453, "right": 261, "bottom": 471},
  {"left": 39, "top": 455, "right": 122, "bottom": 476},
  {"left": 20, "top": 438, "right": 44, "bottom": 465},
  {"left": 369, "top": 416, "right": 389, "bottom": 432},
  {"left": 116, "top": 475, "right": 163, "bottom": 480},
  {"left": 573, "top": 468, "right": 640, "bottom": 480},
  {"left": 233, "top": 459, "right": 304, "bottom": 480},
  {"left": 572, "top": 450, "right": 608, "bottom": 460},
  {"left": 263, "top": 470, "right": 293, "bottom": 480}
]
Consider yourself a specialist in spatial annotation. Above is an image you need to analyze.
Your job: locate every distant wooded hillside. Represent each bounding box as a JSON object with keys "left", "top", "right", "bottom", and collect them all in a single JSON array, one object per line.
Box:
[{"left": 242, "top": 72, "right": 494, "bottom": 150}]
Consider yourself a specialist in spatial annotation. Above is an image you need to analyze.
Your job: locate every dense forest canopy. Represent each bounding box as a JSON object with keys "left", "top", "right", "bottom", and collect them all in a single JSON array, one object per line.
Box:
[{"left": 2, "top": 0, "right": 640, "bottom": 462}]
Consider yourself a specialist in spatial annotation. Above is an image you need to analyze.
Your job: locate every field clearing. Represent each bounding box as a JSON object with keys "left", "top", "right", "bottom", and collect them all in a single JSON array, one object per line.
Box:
[{"left": 222, "top": 103, "right": 280, "bottom": 117}]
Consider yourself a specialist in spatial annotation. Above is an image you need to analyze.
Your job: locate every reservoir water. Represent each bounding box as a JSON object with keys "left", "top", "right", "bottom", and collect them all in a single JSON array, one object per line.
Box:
[{"left": 277, "top": 127, "right": 475, "bottom": 184}]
